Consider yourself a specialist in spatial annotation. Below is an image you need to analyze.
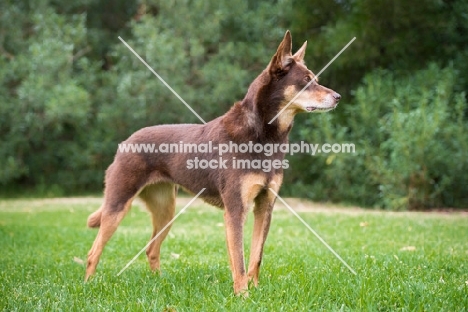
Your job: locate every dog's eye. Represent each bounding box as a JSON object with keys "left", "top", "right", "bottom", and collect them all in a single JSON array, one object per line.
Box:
[{"left": 304, "top": 76, "right": 312, "bottom": 82}]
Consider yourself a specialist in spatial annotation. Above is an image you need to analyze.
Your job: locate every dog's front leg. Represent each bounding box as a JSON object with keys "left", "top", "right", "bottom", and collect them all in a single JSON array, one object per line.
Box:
[
  {"left": 247, "top": 190, "right": 275, "bottom": 286},
  {"left": 223, "top": 205, "right": 248, "bottom": 295}
]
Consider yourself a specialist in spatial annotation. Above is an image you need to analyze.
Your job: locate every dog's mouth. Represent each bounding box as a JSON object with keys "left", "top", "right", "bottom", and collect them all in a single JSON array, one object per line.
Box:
[{"left": 305, "top": 105, "right": 336, "bottom": 112}]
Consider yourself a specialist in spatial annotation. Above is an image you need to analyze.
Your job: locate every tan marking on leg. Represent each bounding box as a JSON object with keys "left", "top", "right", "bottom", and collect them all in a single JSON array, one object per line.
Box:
[
  {"left": 224, "top": 210, "right": 249, "bottom": 295},
  {"left": 269, "top": 173, "right": 283, "bottom": 193},
  {"left": 222, "top": 173, "right": 267, "bottom": 295},
  {"left": 85, "top": 198, "right": 134, "bottom": 281},
  {"left": 139, "top": 183, "right": 176, "bottom": 272},
  {"left": 240, "top": 173, "right": 267, "bottom": 208},
  {"left": 247, "top": 173, "right": 283, "bottom": 286},
  {"left": 222, "top": 173, "right": 280, "bottom": 294}
]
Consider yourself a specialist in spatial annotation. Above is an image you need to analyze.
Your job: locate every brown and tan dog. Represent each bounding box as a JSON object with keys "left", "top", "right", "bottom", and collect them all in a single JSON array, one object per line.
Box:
[{"left": 85, "top": 31, "right": 341, "bottom": 294}]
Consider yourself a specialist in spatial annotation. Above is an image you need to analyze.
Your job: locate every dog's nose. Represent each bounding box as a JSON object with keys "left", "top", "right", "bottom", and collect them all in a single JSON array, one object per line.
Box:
[{"left": 333, "top": 92, "right": 341, "bottom": 101}]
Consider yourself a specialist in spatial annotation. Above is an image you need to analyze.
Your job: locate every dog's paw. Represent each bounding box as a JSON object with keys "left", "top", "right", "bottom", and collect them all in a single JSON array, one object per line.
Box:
[
  {"left": 233, "top": 278, "right": 249, "bottom": 297},
  {"left": 235, "top": 288, "right": 249, "bottom": 298}
]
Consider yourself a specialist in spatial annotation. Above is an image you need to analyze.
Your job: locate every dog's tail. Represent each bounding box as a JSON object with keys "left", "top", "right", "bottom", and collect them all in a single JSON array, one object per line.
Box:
[{"left": 87, "top": 207, "right": 103, "bottom": 228}]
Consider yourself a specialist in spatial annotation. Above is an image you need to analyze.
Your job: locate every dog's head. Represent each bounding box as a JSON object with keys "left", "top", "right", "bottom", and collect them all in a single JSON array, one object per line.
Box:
[{"left": 267, "top": 31, "right": 341, "bottom": 116}]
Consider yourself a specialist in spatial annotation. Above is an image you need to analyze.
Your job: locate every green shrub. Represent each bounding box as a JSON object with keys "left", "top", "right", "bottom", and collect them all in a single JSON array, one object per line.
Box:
[{"left": 291, "top": 64, "right": 468, "bottom": 210}]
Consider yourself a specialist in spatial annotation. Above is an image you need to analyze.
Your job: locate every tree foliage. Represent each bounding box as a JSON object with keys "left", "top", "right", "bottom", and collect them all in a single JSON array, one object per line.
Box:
[
  {"left": 1, "top": 0, "right": 467, "bottom": 209},
  {"left": 286, "top": 65, "right": 468, "bottom": 210}
]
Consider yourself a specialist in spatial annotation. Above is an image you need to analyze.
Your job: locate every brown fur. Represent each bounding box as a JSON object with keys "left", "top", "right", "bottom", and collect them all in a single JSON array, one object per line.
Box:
[
  {"left": 84, "top": 31, "right": 341, "bottom": 295},
  {"left": 87, "top": 208, "right": 102, "bottom": 228}
]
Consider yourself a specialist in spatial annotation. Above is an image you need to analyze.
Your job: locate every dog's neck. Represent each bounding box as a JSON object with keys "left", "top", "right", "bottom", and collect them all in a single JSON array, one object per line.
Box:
[{"left": 222, "top": 71, "right": 292, "bottom": 143}]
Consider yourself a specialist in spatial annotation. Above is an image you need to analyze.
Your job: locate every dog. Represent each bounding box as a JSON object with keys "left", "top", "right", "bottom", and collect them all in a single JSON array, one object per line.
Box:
[{"left": 85, "top": 31, "right": 341, "bottom": 295}]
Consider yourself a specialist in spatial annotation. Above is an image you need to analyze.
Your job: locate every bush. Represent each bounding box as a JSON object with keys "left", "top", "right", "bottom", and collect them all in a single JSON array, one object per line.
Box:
[{"left": 289, "top": 64, "right": 468, "bottom": 210}]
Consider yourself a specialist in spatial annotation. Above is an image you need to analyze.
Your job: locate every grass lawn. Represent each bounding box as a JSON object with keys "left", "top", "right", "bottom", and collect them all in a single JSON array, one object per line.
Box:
[{"left": 0, "top": 197, "right": 467, "bottom": 311}]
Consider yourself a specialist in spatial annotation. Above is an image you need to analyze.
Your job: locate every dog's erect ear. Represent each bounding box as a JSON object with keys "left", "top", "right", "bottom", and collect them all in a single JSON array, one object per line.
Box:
[
  {"left": 269, "top": 30, "right": 293, "bottom": 75},
  {"left": 293, "top": 41, "right": 307, "bottom": 62}
]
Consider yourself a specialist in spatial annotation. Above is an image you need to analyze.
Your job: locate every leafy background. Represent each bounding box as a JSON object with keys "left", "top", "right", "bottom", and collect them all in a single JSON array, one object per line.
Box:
[{"left": 1, "top": 0, "right": 467, "bottom": 210}]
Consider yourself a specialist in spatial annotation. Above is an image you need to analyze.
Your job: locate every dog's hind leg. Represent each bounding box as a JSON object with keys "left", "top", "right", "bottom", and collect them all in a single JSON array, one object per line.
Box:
[
  {"left": 85, "top": 198, "right": 134, "bottom": 280},
  {"left": 247, "top": 189, "right": 276, "bottom": 286},
  {"left": 85, "top": 164, "right": 144, "bottom": 281},
  {"left": 85, "top": 194, "right": 137, "bottom": 280},
  {"left": 139, "top": 183, "right": 177, "bottom": 271}
]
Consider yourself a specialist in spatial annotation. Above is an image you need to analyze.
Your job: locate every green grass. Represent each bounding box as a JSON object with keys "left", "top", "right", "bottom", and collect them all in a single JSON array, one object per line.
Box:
[{"left": 1, "top": 198, "right": 467, "bottom": 311}]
